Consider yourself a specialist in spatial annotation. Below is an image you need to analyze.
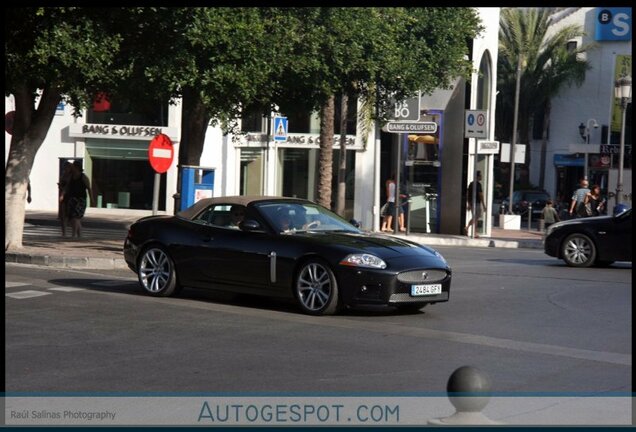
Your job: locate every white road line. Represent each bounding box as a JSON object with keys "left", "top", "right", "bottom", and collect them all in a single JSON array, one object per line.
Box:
[
  {"left": 5, "top": 282, "right": 30, "bottom": 288},
  {"left": 6, "top": 290, "right": 52, "bottom": 299},
  {"left": 120, "top": 294, "right": 631, "bottom": 367},
  {"left": 48, "top": 287, "right": 86, "bottom": 292}
]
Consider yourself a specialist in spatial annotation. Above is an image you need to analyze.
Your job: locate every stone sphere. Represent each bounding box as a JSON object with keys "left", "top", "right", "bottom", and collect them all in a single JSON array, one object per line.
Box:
[{"left": 446, "top": 366, "right": 492, "bottom": 412}]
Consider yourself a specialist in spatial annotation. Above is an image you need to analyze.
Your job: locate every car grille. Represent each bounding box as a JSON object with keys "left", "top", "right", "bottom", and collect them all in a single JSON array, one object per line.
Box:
[{"left": 397, "top": 269, "right": 448, "bottom": 284}]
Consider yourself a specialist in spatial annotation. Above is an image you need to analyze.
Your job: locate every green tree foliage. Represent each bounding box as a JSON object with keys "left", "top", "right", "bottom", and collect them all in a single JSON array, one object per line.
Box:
[
  {"left": 272, "top": 8, "right": 482, "bottom": 208},
  {"left": 496, "top": 7, "right": 591, "bottom": 187},
  {"left": 5, "top": 7, "right": 483, "bottom": 247},
  {"left": 5, "top": 7, "right": 125, "bottom": 249}
]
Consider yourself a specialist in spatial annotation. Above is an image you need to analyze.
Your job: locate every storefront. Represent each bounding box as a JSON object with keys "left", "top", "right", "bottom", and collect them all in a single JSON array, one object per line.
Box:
[{"left": 67, "top": 124, "right": 179, "bottom": 212}]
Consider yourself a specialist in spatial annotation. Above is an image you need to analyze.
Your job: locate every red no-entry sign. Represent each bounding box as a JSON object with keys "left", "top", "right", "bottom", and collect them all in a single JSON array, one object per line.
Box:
[{"left": 148, "top": 133, "right": 174, "bottom": 174}]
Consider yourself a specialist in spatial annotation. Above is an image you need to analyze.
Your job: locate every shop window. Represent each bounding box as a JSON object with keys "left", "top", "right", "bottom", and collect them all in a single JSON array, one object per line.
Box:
[{"left": 90, "top": 158, "right": 165, "bottom": 210}]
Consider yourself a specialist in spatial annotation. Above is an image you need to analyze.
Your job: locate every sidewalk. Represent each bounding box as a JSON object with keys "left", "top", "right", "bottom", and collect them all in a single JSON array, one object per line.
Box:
[{"left": 5, "top": 210, "right": 544, "bottom": 270}]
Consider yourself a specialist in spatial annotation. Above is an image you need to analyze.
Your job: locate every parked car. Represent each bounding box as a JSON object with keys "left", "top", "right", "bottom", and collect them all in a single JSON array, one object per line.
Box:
[
  {"left": 502, "top": 190, "right": 551, "bottom": 219},
  {"left": 543, "top": 207, "right": 632, "bottom": 267},
  {"left": 124, "top": 196, "right": 451, "bottom": 315}
]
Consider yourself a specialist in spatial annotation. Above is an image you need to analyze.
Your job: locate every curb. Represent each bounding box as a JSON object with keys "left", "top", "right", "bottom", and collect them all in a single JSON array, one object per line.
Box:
[
  {"left": 5, "top": 252, "right": 129, "bottom": 270},
  {"left": 393, "top": 234, "right": 543, "bottom": 250}
]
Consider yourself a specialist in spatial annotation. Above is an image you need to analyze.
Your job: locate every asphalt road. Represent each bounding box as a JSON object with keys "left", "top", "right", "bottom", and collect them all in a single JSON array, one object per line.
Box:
[{"left": 6, "top": 246, "right": 631, "bottom": 398}]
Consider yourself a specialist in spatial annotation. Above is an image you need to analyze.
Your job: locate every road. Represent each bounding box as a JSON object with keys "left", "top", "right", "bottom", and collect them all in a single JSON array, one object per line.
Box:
[{"left": 6, "top": 246, "right": 630, "bottom": 397}]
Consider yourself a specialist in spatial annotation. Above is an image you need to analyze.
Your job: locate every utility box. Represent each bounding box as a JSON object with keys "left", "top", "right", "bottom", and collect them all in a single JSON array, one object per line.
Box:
[{"left": 180, "top": 166, "right": 215, "bottom": 211}]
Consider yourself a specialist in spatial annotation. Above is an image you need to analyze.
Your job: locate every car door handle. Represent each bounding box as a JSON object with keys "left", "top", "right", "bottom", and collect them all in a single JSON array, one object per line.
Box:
[{"left": 202, "top": 235, "right": 213, "bottom": 242}]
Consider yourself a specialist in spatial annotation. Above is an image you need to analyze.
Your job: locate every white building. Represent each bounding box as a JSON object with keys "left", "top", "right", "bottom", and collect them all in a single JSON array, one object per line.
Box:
[
  {"left": 6, "top": 7, "right": 501, "bottom": 235},
  {"left": 531, "top": 7, "right": 632, "bottom": 214}
]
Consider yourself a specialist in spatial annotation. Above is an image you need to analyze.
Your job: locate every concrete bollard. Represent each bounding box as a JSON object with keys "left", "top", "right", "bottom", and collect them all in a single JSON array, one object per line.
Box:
[{"left": 428, "top": 366, "right": 502, "bottom": 425}]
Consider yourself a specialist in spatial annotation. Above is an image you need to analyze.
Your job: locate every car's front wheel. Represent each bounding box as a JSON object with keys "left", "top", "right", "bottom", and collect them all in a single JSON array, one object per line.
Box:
[
  {"left": 561, "top": 233, "right": 597, "bottom": 267},
  {"left": 138, "top": 245, "right": 179, "bottom": 296},
  {"left": 294, "top": 258, "right": 340, "bottom": 315}
]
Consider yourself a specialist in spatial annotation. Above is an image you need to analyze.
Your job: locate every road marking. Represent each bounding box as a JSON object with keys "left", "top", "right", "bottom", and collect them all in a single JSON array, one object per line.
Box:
[
  {"left": 113, "top": 294, "right": 630, "bottom": 367},
  {"left": 48, "top": 287, "right": 86, "bottom": 292},
  {"left": 6, "top": 282, "right": 30, "bottom": 288},
  {"left": 6, "top": 290, "right": 52, "bottom": 299}
]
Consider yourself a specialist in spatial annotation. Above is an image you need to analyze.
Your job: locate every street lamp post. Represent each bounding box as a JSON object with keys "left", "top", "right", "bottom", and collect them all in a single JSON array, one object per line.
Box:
[
  {"left": 578, "top": 119, "right": 599, "bottom": 180},
  {"left": 614, "top": 75, "right": 632, "bottom": 206}
]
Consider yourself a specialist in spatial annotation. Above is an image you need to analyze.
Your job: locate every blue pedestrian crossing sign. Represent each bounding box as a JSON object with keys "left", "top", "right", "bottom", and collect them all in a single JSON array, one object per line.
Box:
[{"left": 273, "top": 116, "right": 288, "bottom": 142}]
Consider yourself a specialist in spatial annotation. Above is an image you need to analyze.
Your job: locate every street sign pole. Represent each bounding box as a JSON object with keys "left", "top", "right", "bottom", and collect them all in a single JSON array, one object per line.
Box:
[
  {"left": 394, "top": 133, "right": 402, "bottom": 234},
  {"left": 148, "top": 133, "right": 174, "bottom": 215},
  {"left": 152, "top": 173, "right": 160, "bottom": 215}
]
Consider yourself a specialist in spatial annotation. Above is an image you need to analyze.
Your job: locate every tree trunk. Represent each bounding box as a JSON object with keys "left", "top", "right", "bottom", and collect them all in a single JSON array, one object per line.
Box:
[
  {"left": 5, "top": 84, "right": 61, "bottom": 250},
  {"left": 538, "top": 101, "right": 551, "bottom": 189},
  {"left": 520, "top": 113, "right": 531, "bottom": 186},
  {"left": 317, "top": 95, "right": 335, "bottom": 209},
  {"left": 336, "top": 93, "right": 348, "bottom": 216},
  {"left": 174, "top": 87, "right": 210, "bottom": 212}
]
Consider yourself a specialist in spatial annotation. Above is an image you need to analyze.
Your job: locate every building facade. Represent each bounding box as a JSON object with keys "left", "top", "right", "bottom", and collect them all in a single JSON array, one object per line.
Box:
[
  {"left": 6, "top": 7, "right": 500, "bottom": 235},
  {"left": 533, "top": 7, "right": 632, "bottom": 214}
]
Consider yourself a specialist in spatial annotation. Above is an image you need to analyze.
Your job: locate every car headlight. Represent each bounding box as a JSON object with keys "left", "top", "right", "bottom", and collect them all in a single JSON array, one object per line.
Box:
[{"left": 340, "top": 253, "right": 387, "bottom": 269}]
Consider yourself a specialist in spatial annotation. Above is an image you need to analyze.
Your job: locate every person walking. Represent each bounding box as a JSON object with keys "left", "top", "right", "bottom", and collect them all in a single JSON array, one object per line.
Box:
[
  {"left": 464, "top": 171, "right": 486, "bottom": 237},
  {"left": 584, "top": 184, "right": 604, "bottom": 217},
  {"left": 541, "top": 199, "right": 560, "bottom": 230},
  {"left": 61, "top": 160, "right": 96, "bottom": 238},
  {"left": 568, "top": 178, "right": 590, "bottom": 218},
  {"left": 25, "top": 180, "right": 32, "bottom": 204},
  {"left": 383, "top": 173, "right": 405, "bottom": 232},
  {"left": 58, "top": 161, "right": 73, "bottom": 237}
]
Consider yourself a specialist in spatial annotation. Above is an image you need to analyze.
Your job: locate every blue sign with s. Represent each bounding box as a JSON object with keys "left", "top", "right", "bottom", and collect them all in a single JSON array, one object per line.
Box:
[{"left": 595, "top": 8, "right": 631, "bottom": 41}]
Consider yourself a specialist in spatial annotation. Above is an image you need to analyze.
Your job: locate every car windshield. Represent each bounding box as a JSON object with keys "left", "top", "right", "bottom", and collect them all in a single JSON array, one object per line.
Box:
[{"left": 256, "top": 201, "right": 360, "bottom": 234}]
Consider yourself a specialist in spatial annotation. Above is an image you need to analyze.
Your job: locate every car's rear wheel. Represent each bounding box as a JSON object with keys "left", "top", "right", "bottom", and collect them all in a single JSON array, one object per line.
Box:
[
  {"left": 561, "top": 233, "right": 597, "bottom": 267},
  {"left": 138, "top": 245, "right": 178, "bottom": 296},
  {"left": 294, "top": 258, "right": 340, "bottom": 315}
]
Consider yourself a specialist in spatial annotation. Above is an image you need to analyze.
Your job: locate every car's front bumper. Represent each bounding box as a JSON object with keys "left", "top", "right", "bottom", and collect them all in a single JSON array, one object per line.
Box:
[{"left": 335, "top": 266, "right": 451, "bottom": 307}]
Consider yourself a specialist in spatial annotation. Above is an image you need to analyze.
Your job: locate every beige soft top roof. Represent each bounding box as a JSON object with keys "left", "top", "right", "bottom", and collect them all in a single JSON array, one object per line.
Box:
[{"left": 177, "top": 195, "right": 309, "bottom": 220}]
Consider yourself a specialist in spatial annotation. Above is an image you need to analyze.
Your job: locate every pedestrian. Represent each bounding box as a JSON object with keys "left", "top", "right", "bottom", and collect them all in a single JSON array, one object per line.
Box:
[
  {"left": 464, "top": 171, "right": 486, "bottom": 237},
  {"left": 568, "top": 178, "right": 590, "bottom": 218},
  {"left": 61, "top": 160, "right": 96, "bottom": 238},
  {"left": 383, "top": 173, "right": 405, "bottom": 232},
  {"left": 541, "top": 199, "right": 560, "bottom": 230},
  {"left": 26, "top": 180, "right": 32, "bottom": 204},
  {"left": 58, "top": 161, "right": 73, "bottom": 237},
  {"left": 583, "top": 184, "right": 604, "bottom": 217}
]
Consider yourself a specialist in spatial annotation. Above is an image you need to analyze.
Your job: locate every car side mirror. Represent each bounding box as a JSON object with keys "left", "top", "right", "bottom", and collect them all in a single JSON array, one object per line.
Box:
[
  {"left": 239, "top": 219, "right": 261, "bottom": 231},
  {"left": 349, "top": 219, "right": 361, "bottom": 228}
]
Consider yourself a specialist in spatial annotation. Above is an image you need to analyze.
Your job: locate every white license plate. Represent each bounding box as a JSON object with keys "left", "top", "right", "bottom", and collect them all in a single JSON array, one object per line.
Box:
[{"left": 410, "top": 284, "right": 442, "bottom": 296}]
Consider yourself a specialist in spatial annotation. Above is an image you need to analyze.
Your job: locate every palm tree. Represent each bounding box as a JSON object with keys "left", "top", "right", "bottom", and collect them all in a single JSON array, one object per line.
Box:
[{"left": 497, "top": 7, "right": 593, "bottom": 188}]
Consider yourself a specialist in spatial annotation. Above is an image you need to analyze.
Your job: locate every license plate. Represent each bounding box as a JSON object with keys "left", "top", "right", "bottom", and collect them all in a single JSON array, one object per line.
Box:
[{"left": 410, "top": 284, "right": 442, "bottom": 296}]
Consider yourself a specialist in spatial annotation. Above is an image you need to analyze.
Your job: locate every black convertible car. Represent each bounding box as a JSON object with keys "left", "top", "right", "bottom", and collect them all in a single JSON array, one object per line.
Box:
[
  {"left": 544, "top": 207, "right": 632, "bottom": 267},
  {"left": 124, "top": 196, "right": 451, "bottom": 315}
]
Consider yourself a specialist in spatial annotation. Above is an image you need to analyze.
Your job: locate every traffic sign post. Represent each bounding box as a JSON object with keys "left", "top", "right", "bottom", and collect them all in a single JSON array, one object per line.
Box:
[
  {"left": 148, "top": 133, "right": 174, "bottom": 215},
  {"left": 464, "top": 110, "right": 489, "bottom": 238},
  {"left": 273, "top": 116, "right": 288, "bottom": 142}
]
